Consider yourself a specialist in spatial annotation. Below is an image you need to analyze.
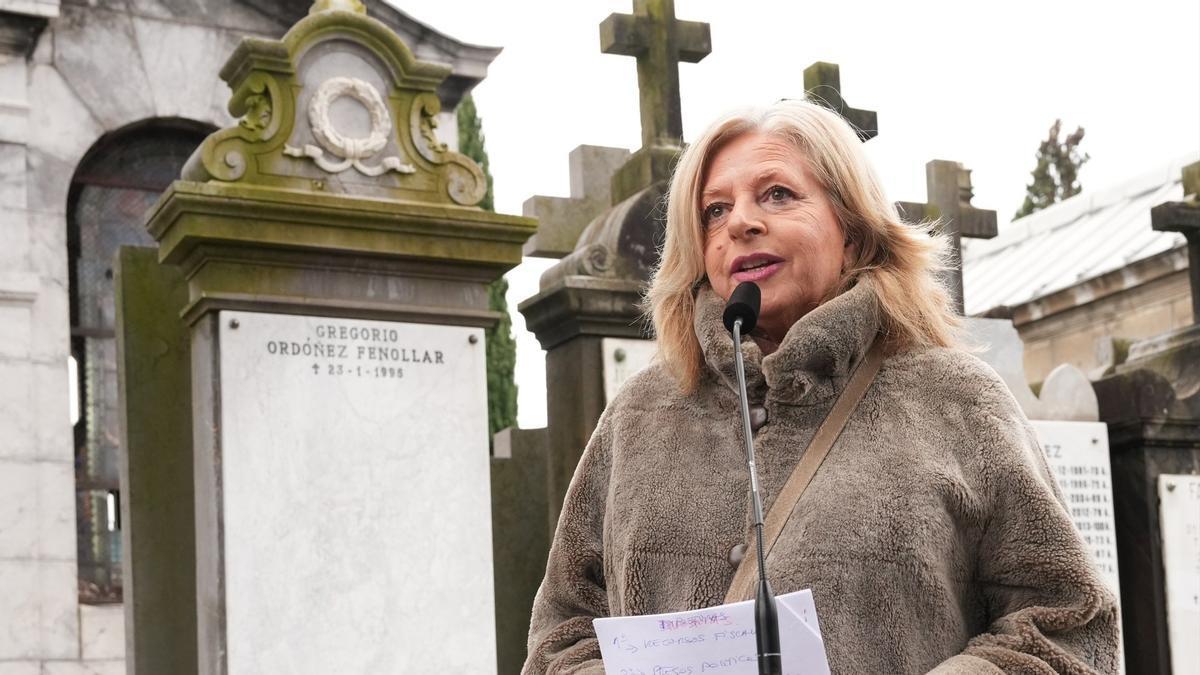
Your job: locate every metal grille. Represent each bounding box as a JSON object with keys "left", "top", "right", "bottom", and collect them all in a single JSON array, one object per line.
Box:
[{"left": 69, "top": 125, "right": 207, "bottom": 604}]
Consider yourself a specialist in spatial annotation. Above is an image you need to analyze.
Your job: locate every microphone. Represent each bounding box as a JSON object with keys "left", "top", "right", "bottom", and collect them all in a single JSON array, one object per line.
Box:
[
  {"left": 722, "top": 282, "right": 782, "bottom": 675},
  {"left": 722, "top": 282, "right": 760, "bottom": 334}
]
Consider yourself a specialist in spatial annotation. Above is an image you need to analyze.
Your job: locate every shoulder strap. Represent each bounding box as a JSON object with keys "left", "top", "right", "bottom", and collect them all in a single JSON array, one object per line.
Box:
[{"left": 723, "top": 337, "right": 887, "bottom": 604}]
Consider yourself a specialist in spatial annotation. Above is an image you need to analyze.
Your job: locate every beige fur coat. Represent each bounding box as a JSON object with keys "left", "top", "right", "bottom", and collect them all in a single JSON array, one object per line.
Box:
[{"left": 523, "top": 279, "right": 1120, "bottom": 674}]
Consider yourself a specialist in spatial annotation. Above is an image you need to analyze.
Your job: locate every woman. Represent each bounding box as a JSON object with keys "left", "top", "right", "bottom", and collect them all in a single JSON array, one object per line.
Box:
[{"left": 523, "top": 100, "right": 1119, "bottom": 674}]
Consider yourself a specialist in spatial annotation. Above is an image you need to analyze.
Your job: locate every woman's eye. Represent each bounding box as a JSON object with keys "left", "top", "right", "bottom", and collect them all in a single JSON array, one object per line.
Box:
[
  {"left": 766, "top": 186, "right": 793, "bottom": 202},
  {"left": 702, "top": 204, "right": 726, "bottom": 225}
]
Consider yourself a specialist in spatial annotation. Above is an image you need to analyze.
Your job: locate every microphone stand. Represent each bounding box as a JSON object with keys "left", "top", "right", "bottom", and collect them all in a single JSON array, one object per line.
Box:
[{"left": 731, "top": 317, "right": 783, "bottom": 675}]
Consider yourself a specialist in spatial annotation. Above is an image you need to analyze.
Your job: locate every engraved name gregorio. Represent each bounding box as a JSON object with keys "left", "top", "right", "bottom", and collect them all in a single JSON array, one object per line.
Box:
[{"left": 264, "top": 322, "right": 447, "bottom": 380}]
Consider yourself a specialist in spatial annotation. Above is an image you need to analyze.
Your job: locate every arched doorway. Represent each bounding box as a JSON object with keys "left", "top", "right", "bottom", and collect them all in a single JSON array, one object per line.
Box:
[{"left": 66, "top": 118, "right": 213, "bottom": 603}]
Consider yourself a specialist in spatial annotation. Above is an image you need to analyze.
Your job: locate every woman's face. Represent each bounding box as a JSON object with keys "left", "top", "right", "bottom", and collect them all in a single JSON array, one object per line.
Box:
[{"left": 701, "top": 132, "right": 852, "bottom": 342}]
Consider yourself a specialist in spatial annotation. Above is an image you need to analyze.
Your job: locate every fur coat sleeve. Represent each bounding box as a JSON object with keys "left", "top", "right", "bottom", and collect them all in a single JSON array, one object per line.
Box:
[{"left": 926, "top": 377, "right": 1120, "bottom": 674}]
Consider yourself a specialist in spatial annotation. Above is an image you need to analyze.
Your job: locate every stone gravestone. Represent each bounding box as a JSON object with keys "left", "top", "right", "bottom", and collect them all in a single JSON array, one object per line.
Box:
[
  {"left": 803, "top": 62, "right": 878, "bottom": 142},
  {"left": 492, "top": 4, "right": 712, "bottom": 672},
  {"left": 1093, "top": 160, "right": 1200, "bottom": 675},
  {"left": 522, "top": 145, "right": 631, "bottom": 258},
  {"left": 114, "top": 248, "right": 196, "bottom": 674},
  {"left": 898, "top": 160, "right": 998, "bottom": 314},
  {"left": 1156, "top": 474, "right": 1199, "bottom": 675},
  {"left": 521, "top": 0, "right": 709, "bottom": 533},
  {"left": 118, "top": 1, "right": 534, "bottom": 672},
  {"left": 1152, "top": 161, "right": 1200, "bottom": 324}
]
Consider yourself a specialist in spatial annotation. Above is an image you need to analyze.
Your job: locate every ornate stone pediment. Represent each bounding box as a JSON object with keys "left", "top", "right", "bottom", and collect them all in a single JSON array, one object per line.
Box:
[{"left": 181, "top": 1, "right": 486, "bottom": 206}]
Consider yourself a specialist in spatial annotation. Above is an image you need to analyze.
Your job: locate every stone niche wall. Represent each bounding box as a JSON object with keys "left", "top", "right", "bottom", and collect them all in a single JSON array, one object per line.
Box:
[
  {"left": 0, "top": 0, "right": 280, "bottom": 669},
  {"left": 1016, "top": 266, "right": 1192, "bottom": 384}
]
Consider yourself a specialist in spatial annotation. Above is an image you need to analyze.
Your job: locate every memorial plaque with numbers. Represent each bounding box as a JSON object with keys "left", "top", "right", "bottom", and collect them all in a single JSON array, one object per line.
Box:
[
  {"left": 1031, "top": 421, "right": 1121, "bottom": 598},
  {"left": 602, "top": 337, "right": 659, "bottom": 403},
  {"left": 217, "top": 311, "right": 494, "bottom": 674},
  {"left": 1158, "top": 474, "right": 1200, "bottom": 674}
]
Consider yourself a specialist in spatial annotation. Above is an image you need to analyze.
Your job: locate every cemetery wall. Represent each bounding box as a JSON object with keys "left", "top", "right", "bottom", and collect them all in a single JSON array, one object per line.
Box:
[
  {"left": 0, "top": 0, "right": 269, "bottom": 669},
  {"left": 1014, "top": 255, "right": 1191, "bottom": 383}
]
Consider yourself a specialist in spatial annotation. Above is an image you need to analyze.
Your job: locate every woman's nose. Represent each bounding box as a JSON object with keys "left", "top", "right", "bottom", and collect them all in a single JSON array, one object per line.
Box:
[{"left": 726, "top": 203, "right": 766, "bottom": 239}]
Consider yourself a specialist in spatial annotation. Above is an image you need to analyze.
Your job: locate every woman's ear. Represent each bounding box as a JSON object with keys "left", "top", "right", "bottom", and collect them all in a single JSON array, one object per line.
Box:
[{"left": 842, "top": 234, "right": 859, "bottom": 273}]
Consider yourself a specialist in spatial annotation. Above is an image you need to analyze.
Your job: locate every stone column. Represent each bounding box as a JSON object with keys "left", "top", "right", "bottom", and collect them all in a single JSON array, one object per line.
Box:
[
  {"left": 0, "top": 3, "right": 87, "bottom": 671},
  {"left": 122, "top": 3, "right": 533, "bottom": 673},
  {"left": 1093, "top": 161, "right": 1200, "bottom": 675},
  {"left": 898, "top": 160, "right": 997, "bottom": 315}
]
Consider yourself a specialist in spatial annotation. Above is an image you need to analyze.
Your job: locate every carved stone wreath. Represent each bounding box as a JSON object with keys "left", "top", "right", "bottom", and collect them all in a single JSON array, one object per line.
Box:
[{"left": 284, "top": 76, "right": 416, "bottom": 176}]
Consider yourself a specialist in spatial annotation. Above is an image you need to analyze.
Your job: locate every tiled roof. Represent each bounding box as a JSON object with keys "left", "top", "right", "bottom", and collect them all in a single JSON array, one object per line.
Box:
[{"left": 961, "top": 154, "right": 1196, "bottom": 316}]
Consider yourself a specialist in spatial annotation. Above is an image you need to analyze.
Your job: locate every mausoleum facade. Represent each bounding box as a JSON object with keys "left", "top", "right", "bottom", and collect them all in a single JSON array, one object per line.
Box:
[{"left": 0, "top": 0, "right": 499, "bottom": 669}]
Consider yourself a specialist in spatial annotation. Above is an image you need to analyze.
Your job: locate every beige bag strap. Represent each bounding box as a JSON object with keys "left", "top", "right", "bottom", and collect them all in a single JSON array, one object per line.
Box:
[{"left": 723, "top": 337, "right": 887, "bottom": 604}]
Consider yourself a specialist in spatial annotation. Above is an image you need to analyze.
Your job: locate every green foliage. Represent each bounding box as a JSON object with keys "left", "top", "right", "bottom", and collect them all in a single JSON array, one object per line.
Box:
[
  {"left": 458, "top": 93, "right": 516, "bottom": 439},
  {"left": 457, "top": 94, "right": 495, "bottom": 211},
  {"left": 484, "top": 277, "right": 519, "bottom": 437},
  {"left": 1014, "top": 119, "right": 1090, "bottom": 219}
]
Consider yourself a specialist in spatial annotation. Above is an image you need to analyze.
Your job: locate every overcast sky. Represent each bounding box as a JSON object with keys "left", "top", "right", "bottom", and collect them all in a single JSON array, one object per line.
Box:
[{"left": 392, "top": 0, "right": 1200, "bottom": 429}]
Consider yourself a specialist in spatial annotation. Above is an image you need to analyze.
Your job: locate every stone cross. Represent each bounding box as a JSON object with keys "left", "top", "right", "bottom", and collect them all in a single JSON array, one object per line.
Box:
[
  {"left": 897, "top": 160, "right": 997, "bottom": 314},
  {"left": 522, "top": 145, "right": 631, "bottom": 258},
  {"left": 804, "top": 62, "right": 878, "bottom": 142},
  {"left": 600, "top": 0, "right": 711, "bottom": 150},
  {"left": 1151, "top": 161, "right": 1200, "bottom": 324}
]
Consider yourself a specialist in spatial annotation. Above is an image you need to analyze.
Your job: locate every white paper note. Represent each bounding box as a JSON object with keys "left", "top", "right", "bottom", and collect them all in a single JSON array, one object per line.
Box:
[{"left": 593, "top": 591, "right": 830, "bottom": 675}]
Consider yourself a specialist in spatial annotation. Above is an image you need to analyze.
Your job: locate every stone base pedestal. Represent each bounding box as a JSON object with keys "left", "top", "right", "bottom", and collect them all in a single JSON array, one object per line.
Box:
[{"left": 1095, "top": 330, "right": 1200, "bottom": 674}]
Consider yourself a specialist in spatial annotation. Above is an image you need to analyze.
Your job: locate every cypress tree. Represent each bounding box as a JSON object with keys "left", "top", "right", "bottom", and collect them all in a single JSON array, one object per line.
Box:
[
  {"left": 1015, "top": 119, "right": 1090, "bottom": 219},
  {"left": 457, "top": 94, "right": 518, "bottom": 440}
]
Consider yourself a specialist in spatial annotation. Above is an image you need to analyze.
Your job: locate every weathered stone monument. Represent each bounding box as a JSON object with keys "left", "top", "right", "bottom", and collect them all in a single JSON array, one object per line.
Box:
[
  {"left": 522, "top": 145, "right": 631, "bottom": 258},
  {"left": 519, "top": 0, "right": 710, "bottom": 534},
  {"left": 492, "top": 4, "right": 712, "bottom": 672},
  {"left": 898, "top": 160, "right": 998, "bottom": 313},
  {"left": 803, "top": 62, "right": 878, "bottom": 142},
  {"left": 1093, "top": 160, "right": 1200, "bottom": 675},
  {"left": 116, "top": 1, "right": 534, "bottom": 672}
]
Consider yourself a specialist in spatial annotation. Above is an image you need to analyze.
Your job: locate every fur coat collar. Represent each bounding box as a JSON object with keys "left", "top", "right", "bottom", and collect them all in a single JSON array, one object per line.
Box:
[{"left": 693, "top": 278, "right": 880, "bottom": 406}]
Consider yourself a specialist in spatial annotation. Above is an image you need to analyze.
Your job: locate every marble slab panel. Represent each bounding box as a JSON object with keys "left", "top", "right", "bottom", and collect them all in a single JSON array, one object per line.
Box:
[
  {"left": 0, "top": 142, "right": 26, "bottom": 210},
  {"left": 0, "top": 561, "right": 39, "bottom": 658},
  {"left": 0, "top": 460, "right": 39, "bottom": 558},
  {"left": 25, "top": 64, "right": 102, "bottom": 167},
  {"left": 36, "top": 560, "right": 80, "bottom": 659},
  {"left": 41, "top": 661, "right": 125, "bottom": 675},
  {"left": 601, "top": 337, "right": 657, "bottom": 404},
  {"left": 51, "top": 8, "right": 154, "bottom": 132},
  {"left": 0, "top": 662, "right": 39, "bottom": 675},
  {"left": 25, "top": 209, "right": 68, "bottom": 283},
  {"left": 37, "top": 460, "right": 75, "bottom": 561},
  {"left": 217, "top": 311, "right": 494, "bottom": 674},
  {"left": 33, "top": 360, "right": 73, "bottom": 463},
  {"left": 1032, "top": 420, "right": 1121, "bottom": 599},
  {"left": 28, "top": 282, "right": 68, "bottom": 363},
  {"left": 131, "top": 17, "right": 230, "bottom": 123},
  {"left": 79, "top": 604, "right": 125, "bottom": 660},
  {"left": 1158, "top": 474, "right": 1200, "bottom": 675},
  {"left": 0, "top": 360, "right": 34, "bottom": 460},
  {"left": 0, "top": 304, "right": 31, "bottom": 360}
]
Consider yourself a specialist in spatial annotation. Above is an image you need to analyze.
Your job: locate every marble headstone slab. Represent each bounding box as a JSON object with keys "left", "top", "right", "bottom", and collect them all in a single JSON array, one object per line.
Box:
[
  {"left": 602, "top": 337, "right": 659, "bottom": 404},
  {"left": 217, "top": 311, "right": 493, "bottom": 673},
  {"left": 1032, "top": 421, "right": 1121, "bottom": 598},
  {"left": 1158, "top": 474, "right": 1200, "bottom": 675}
]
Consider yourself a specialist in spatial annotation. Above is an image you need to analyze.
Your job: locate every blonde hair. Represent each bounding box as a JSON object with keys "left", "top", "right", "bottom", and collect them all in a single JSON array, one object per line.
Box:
[{"left": 646, "top": 99, "right": 960, "bottom": 392}]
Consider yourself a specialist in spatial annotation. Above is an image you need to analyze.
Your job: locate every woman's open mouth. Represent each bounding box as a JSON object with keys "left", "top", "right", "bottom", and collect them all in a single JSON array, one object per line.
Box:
[{"left": 730, "top": 254, "right": 784, "bottom": 283}]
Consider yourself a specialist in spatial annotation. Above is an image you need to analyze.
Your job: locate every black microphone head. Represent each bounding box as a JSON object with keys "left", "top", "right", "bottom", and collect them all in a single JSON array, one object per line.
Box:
[{"left": 722, "top": 282, "right": 761, "bottom": 334}]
